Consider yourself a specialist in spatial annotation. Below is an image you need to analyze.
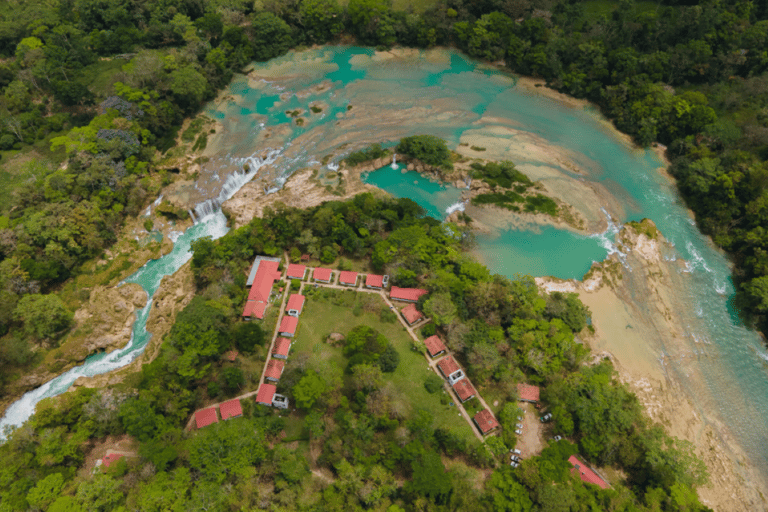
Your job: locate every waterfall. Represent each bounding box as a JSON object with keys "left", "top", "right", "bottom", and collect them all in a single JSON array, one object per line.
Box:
[
  {"left": 390, "top": 153, "right": 398, "bottom": 169},
  {"left": 188, "top": 210, "right": 197, "bottom": 224}
]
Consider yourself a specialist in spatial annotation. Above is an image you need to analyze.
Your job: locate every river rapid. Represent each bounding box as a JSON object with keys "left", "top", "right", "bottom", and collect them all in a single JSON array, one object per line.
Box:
[{"left": 3, "top": 47, "right": 768, "bottom": 494}]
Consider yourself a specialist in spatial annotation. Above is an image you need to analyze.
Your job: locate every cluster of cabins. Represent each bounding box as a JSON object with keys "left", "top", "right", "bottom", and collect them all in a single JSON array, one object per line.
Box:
[{"left": 194, "top": 395, "right": 246, "bottom": 429}]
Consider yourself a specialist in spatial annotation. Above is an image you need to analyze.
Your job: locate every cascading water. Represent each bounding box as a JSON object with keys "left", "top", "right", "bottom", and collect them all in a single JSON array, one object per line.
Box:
[{"left": 390, "top": 153, "right": 398, "bottom": 169}]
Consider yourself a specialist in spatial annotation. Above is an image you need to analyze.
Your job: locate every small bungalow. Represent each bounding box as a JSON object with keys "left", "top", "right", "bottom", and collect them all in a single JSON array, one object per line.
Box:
[
  {"left": 286, "top": 294, "right": 305, "bottom": 317},
  {"left": 338, "top": 271, "right": 359, "bottom": 287},
  {"left": 390, "top": 286, "right": 428, "bottom": 302},
  {"left": 101, "top": 453, "right": 124, "bottom": 469},
  {"left": 473, "top": 409, "right": 500, "bottom": 435},
  {"left": 569, "top": 455, "right": 609, "bottom": 489},
  {"left": 278, "top": 315, "right": 299, "bottom": 337},
  {"left": 219, "top": 399, "right": 243, "bottom": 420},
  {"left": 286, "top": 263, "right": 307, "bottom": 280},
  {"left": 517, "top": 383, "right": 540, "bottom": 403},
  {"left": 313, "top": 267, "right": 333, "bottom": 283},
  {"left": 365, "top": 274, "right": 384, "bottom": 289},
  {"left": 423, "top": 335, "right": 447, "bottom": 358},
  {"left": 437, "top": 356, "right": 465, "bottom": 384},
  {"left": 265, "top": 359, "right": 285, "bottom": 382},
  {"left": 256, "top": 383, "right": 277, "bottom": 406},
  {"left": 194, "top": 407, "right": 219, "bottom": 429},
  {"left": 452, "top": 378, "right": 476, "bottom": 403},
  {"left": 242, "top": 301, "right": 268, "bottom": 321},
  {"left": 272, "top": 337, "right": 291, "bottom": 359},
  {"left": 401, "top": 303, "right": 424, "bottom": 325}
]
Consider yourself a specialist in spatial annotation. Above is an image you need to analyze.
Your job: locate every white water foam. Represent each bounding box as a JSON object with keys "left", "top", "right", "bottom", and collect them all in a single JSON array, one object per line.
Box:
[
  {"left": 390, "top": 153, "right": 398, "bottom": 169},
  {"left": 681, "top": 241, "right": 712, "bottom": 273},
  {"left": 445, "top": 201, "right": 466, "bottom": 215},
  {"left": 715, "top": 281, "right": 727, "bottom": 295}
]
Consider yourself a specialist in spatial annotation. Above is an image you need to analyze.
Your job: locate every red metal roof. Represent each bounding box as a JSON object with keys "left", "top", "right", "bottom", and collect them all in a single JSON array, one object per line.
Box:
[
  {"left": 272, "top": 337, "right": 291, "bottom": 357},
  {"left": 338, "top": 271, "right": 358, "bottom": 285},
  {"left": 568, "top": 455, "right": 609, "bottom": 489},
  {"left": 437, "top": 356, "right": 461, "bottom": 377},
  {"left": 256, "top": 383, "right": 276, "bottom": 405},
  {"left": 195, "top": 407, "right": 219, "bottom": 429},
  {"left": 242, "top": 301, "right": 267, "bottom": 319},
  {"left": 366, "top": 274, "right": 384, "bottom": 287},
  {"left": 220, "top": 399, "right": 243, "bottom": 420},
  {"left": 265, "top": 359, "right": 285, "bottom": 380},
  {"left": 424, "top": 335, "right": 447, "bottom": 356},
  {"left": 279, "top": 315, "right": 298, "bottom": 335},
  {"left": 286, "top": 263, "right": 306, "bottom": 279},
  {"left": 102, "top": 453, "right": 124, "bottom": 468},
  {"left": 286, "top": 294, "right": 305, "bottom": 312},
  {"left": 390, "top": 286, "right": 428, "bottom": 301},
  {"left": 473, "top": 409, "right": 500, "bottom": 434},
  {"left": 453, "top": 378, "right": 476, "bottom": 402},
  {"left": 248, "top": 260, "right": 281, "bottom": 303},
  {"left": 225, "top": 350, "right": 238, "bottom": 362},
  {"left": 401, "top": 303, "right": 424, "bottom": 324},
  {"left": 517, "top": 383, "right": 540, "bottom": 402},
  {"left": 313, "top": 267, "right": 333, "bottom": 282}
]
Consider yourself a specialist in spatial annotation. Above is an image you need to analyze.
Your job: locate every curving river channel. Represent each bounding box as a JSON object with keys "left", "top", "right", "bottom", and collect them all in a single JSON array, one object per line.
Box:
[{"left": 2, "top": 47, "right": 768, "bottom": 489}]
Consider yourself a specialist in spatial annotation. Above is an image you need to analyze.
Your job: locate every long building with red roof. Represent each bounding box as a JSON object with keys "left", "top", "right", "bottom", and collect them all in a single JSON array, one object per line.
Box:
[
  {"left": 272, "top": 337, "right": 291, "bottom": 359},
  {"left": 452, "top": 378, "right": 476, "bottom": 403},
  {"left": 473, "top": 409, "right": 500, "bottom": 434},
  {"left": 423, "top": 335, "right": 447, "bottom": 357},
  {"left": 279, "top": 315, "right": 298, "bottom": 337},
  {"left": 568, "top": 455, "right": 609, "bottom": 489},
  {"left": 265, "top": 359, "right": 285, "bottom": 382},
  {"left": 242, "top": 301, "right": 268, "bottom": 320},
  {"left": 390, "top": 286, "right": 428, "bottom": 302},
  {"left": 286, "top": 263, "right": 307, "bottom": 280},
  {"left": 401, "top": 303, "right": 424, "bottom": 325},
  {"left": 313, "top": 267, "right": 333, "bottom": 283},
  {"left": 338, "top": 271, "right": 358, "bottom": 286},
  {"left": 243, "top": 257, "right": 282, "bottom": 320},
  {"left": 195, "top": 407, "right": 219, "bottom": 429},
  {"left": 286, "top": 294, "right": 305, "bottom": 316},
  {"left": 220, "top": 399, "right": 243, "bottom": 420},
  {"left": 517, "top": 383, "right": 540, "bottom": 403}
]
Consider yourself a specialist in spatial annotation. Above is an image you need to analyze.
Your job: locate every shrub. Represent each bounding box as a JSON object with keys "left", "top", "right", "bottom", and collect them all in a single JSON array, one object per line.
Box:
[
  {"left": 421, "top": 323, "right": 436, "bottom": 337},
  {"left": 345, "top": 143, "right": 387, "bottom": 166},
  {"left": 424, "top": 374, "right": 444, "bottom": 394},
  {"left": 396, "top": 135, "right": 452, "bottom": 169}
]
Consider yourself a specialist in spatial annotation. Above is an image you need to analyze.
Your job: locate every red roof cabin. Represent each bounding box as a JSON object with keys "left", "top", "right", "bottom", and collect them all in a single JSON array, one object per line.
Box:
[
  {"left": 423, "top": 335, "right": 447, "bottom": 358},
  {"left": 517, "top": 383, "right": 540, "bottom": 403},
  {"left": 401, "top": 303, "right": 424, "bottom": 325},
  {"left": 437, "top": 356, "right": 462, "bottom": 381},
  {"left": 286, "top": 294, "right": 305, "bottom": 316},
  {"left": 452, "top": 378, "right": 476, "bottom": 403},
  {"left": 338, "top": 271, "right": 359, "bottom": 287},
  {"left": 195, "top": 407, "right": 219, "bottom": 429},
  {"left": 473, "top": 409, "right": 500, "bottom": 435},
  {"left": 286, "top": 263, "right": 307, "bottom": 280},
  {"left": 102, "top": 453, "right": 124, "bottom": 469},
  {"left": 242, "top": 301, "right": 268, "bottom": 320},
  {"left": 390, "top": 286, "right": 428, "bottom": 302},
  {"left": 272, "top": 337, "right": 291, "bottom": 359},
  {"left": 220, "top": 399, "right": 243, "bottom": 420},
  {"left": 278, "top": 315, "right": 298, "bottom": 337},
  {"left": 313, "top": 267, "right": 333, "bottom": 283},
  {"left": 256, "top": 383, "right": 276, "bottom": 406},
  {"left": 569, "top": 455, "right": 609, "bottom": 489},
  {"left": 265, "top": 359, "right": 285, "bottom": 382},
  {"left": 365, "top": 274, "right": 385, "bottom": 289}
]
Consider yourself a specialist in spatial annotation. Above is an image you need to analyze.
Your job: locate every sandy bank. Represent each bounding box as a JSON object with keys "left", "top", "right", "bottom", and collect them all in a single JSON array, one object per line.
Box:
[{"left": 537, "top": 222, "right": 768, "bottom": 511}]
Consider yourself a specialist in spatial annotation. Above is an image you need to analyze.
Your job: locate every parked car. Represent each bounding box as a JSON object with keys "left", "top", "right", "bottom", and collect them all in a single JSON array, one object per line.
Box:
[
  {"left": 510, "top": 456, "right": 520, "bottom": 462},
  {"left": 510, "top": 461, "right": 519, "bottom": 468},
  {"left": 515, "top": 423, "right": 523, "bottom": 429},
  {"left": 515, "top": 428, "right": 523, "bottom": 435},
  {"left": 540, "top": 413, "right": 552, "bottom": 422},
  {"left": 552, "top": 435, "right": 562, "bottom": 442},
  {"left": 510, "top": 448, "right": 522, "bottom": 455},
  {"left": 517, "top": 415, "right": 523, "bottom": 421}
]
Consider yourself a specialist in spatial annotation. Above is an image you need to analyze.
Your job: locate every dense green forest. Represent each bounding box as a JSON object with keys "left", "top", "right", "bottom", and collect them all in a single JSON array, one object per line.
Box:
[{"left": 0, "top": 194, "right": 711, "bottom": 510}]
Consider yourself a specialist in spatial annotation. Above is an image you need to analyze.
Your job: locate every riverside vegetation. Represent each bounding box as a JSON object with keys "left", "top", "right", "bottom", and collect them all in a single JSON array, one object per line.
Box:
[{"left": 0, "top": 194, "right": 711, "bottom": 510}]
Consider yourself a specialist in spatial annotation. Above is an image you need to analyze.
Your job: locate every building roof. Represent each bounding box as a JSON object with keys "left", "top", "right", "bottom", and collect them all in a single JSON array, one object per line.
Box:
[
  {"left": 366, "top": 274, "right": 384, "bottom": 287},
  {"left": 568, "top": 455, "right": 609, "bottom": 489},
  {"left": 102, "top": 453, "right": 124, "bottom": 468},
  {"left": 242, "top": 301, "right": 268, "bottom": 319},
  {"left": 265, "top": 359, "right": 285, "bottom": 380},
  {"left": 286, "top": 294, "right": 305, "bottom": 312},
  {"left": 225, "top": 350, "right": 238, "bottom": 362},
  {"left": 279, "top": 315, "right": 298, "bottom": 335},
  {"left": 401, "top": 303, "right": 424, "bottom": 324},
  {"left": 273, "top": 337, "right": 291, "bottom": 357},
  {"left": 286, "top": 263, "right": 306, "bottom": 279},
  {"left": 437, "top": 356, "right": 461, "bottom": 377},
  {"left": 517, "top": 383, "right": 540, "bottom": 402},
  {"left": 473, "top": 409, "right": 500, "bottom": 434},
  {"left": 424, "top": 335, "right": 447, "bottom": 356},
  {"left": 256, "top": 383, "right": 276, "bottom": 404},
  {"left": 220, "top": 399, "right": 243, "bottom": 420},
  {"left": 453, "top": 378, "right": 476, "bottom": 402},
  {"left": 338, "top": 271, "right": 358, "bottom": 285},
  {"left": 390, "top": 286, "right": 428, "bottom": 301},
  {"left": 195, "top": 407, "right": 219, "bottom": 429},
  {"left": 247, "top": 260, "right": 281, "bottom": 303},
  {"left": 313, "top": 267, "right": 333, "bottom": 282}
]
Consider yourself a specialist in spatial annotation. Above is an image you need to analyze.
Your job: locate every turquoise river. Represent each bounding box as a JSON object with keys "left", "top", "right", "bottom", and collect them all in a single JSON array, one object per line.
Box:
[{"left": 2, "top": 47, "right": 768, "bottom": 497}]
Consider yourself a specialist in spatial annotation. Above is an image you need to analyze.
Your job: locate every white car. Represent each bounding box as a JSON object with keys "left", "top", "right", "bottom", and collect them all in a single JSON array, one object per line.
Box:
[
  {"left": 552, "top": 435, "right": 562, "bottom": 442},
  {"left": 515, "top": 428, "right": 523, "bottom": 435},
  {"left": 510, "top": 455, "right": 520, "bottom": 462},
  {"left": 510, "top": 448, "right": 522, "bottom": 455},
  {"left": 517, "top": 416, "right": 523, "bottom": 421},
  {"left": 510, "top": 461, "right": 519, "bottom": 468},
  {"left": 540, "top": 413, "right": 552, "bottom": 422}
]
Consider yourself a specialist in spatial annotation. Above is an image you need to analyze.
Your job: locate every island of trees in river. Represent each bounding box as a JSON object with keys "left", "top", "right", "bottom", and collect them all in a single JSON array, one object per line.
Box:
[{"left": 0, "top": 0, "right": 765, "bottom": 509}]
